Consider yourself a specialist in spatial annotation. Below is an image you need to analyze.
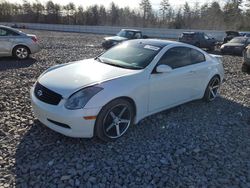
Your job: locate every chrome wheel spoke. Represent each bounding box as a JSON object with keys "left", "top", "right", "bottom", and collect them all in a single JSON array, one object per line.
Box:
[
  {"left": 110, "top": 111, "right": 116, "bottom": 119},
  {"left": 115, "top": 124, "right": 121, "bottom": 136},
  {"left": 118, "top": 107, "right": 127, "bottom": 118},
  {"left": 120, "top": 119, "right": 130, "bottom": 123},
  {"left": 106, "top": 122, "right": 115, "bottom": 132}
]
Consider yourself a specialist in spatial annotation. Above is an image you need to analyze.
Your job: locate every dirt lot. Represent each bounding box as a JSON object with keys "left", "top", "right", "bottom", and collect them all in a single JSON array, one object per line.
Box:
[{"left": 0, "top": 30, "right": 250, "bottom": 187}]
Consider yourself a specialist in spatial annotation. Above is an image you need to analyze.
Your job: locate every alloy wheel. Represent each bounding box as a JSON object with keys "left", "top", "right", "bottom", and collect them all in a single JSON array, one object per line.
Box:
[
  {"left": 208, "top": 77, "right": 220, "bottom": 101},
  {"left": 103, "top": 104, "right": 131, "bottom": 139},
  {"left": 16, "top": 47, "right": 28, "bottom": 59}
]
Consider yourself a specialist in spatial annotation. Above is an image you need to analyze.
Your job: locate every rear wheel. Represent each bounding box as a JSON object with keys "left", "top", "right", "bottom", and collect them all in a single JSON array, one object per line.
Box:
[
  {"left": 95, "top": 99, "right": 135, "bottom": 142},
  {"left": 13, "top": 46, "right": 30, "bottom": 60},
  {"left": 242, "top": 63, "right": 249, "bottom": 72},
  {"left": 203, "top": 76, "right": 221, "bottom": 102}
]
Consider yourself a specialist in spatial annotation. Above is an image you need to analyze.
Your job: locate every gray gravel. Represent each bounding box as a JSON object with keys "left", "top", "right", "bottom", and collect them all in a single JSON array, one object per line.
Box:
[{"left": 0, "top": 30, "right": 250, "bottom": 187}]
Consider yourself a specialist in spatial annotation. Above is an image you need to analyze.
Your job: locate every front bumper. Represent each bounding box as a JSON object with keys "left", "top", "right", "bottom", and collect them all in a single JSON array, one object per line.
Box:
[
  {"left": 30, "top": 87, "right": 101, "bottom": 138},
  {"left": 220, "top": 47, "right": 243, "bottom": 55}
]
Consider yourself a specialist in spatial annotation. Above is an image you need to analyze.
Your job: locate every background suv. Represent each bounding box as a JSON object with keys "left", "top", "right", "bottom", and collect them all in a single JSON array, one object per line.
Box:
[{"left": 178, "top": 32, "right": 217, "bottom": 51}]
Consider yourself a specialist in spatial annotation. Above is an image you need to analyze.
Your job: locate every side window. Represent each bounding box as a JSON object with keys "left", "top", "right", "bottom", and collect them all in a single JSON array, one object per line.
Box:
[
  {"left": 126, "top": 32, "right": 134, "bottom": 39},
  {"left": 204, "top": 35, "right": 209, "bottom": 40},
  {"left": 0, "top": 28, "right": 19, "bottom": 36},
  {"left": 0, "top": 29, "right": 7, "bottom": 36},
  {"left": 247, "top": 38, "right": 250, "bottom": 44},
  {"left": 158, "top": 47, "right": 191, "bottom": 69},
  {"left": 134, "top": 32, "right": 142, "bottom": 39},
  {"left": 190, "top": 48, "right": 206, "bottom": 64},
  {"left": 158, "top": 47, "right": 205, "bottom": 69},
  {"left": 7, "top": 29, "right": 19, "bottom": 36}
]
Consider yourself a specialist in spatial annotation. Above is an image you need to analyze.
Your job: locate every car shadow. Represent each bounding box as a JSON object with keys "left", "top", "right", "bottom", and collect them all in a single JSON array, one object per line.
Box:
[
  {"left": 0, "top": 57, "right": 37, "bottom": 71},
  {"left": 12, "top": 96, "right": 250, "bottom": 187}
]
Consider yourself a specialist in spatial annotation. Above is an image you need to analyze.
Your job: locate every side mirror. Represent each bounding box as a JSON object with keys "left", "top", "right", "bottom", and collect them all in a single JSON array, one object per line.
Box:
[
  {"left": 143, "top": 35, "right": 148, "bottom": 39},
  {"left": 156, "top": 64, "right": 172, "bottom": 73}
]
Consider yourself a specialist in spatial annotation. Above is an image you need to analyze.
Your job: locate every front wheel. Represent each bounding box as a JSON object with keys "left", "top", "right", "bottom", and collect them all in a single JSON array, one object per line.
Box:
[
  {"left": 95, "top": 99, "right": 135, "bottom": 142},
  {"left": 242, "top": 63, "right": 249, "bottom": 72},
  {"left": 203, "top": 76, "right": 221, "bottom": 102},
  {"left": 13, "top": 46, "right": 30, "bottom": 60}
]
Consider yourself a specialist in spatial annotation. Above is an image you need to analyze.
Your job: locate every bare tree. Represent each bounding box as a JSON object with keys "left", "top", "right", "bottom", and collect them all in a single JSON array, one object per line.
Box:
[{"left": 139, "top": 0, "right": 152, "bottom": 27}]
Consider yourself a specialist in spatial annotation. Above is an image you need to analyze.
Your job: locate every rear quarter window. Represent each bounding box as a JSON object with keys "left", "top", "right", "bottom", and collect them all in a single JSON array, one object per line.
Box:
[{"left": 190, "top": 49, "right": 206, "bottom": 64}]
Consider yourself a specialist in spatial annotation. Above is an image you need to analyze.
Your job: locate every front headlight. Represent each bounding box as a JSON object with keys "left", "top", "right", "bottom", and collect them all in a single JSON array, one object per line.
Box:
[
  {"left": 220, "top": 45, "right": 225, "bottom": 49},
  {"left": 65, "top": 86, "right": 103, "bottom": 110}
]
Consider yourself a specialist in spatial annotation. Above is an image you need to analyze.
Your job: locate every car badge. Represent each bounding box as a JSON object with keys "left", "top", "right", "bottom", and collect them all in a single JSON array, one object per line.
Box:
[{"left": 37, "top": 90, "right": 43, "bottom": 97}]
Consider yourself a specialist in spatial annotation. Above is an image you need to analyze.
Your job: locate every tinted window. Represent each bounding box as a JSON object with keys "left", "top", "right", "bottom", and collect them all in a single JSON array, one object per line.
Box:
[
  {"left": 134, "top": 32, "right": 142, "bottom": 39},
  {"left": 229, "top": 37, "right": 247, "bottom": 44},
  {"left": 0, "top": 28, "right": 19, "bottom": 36},
  {"left": 158, "top": 47, "right": 205, "bottom": 69},
  {"left": 0, "top": 29, "right": 7, "bottom": 36},
  {"left": 190, "top": 48, "right": 206, "bottom": 64}
]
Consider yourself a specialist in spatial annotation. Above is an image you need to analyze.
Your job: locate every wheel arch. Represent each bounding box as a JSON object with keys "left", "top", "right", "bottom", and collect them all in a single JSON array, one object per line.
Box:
[{"left": 12, "top": 44, "right": 31, "bottom": 55}]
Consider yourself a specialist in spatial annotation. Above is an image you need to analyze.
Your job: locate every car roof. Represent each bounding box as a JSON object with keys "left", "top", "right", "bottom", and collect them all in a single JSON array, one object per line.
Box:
[
  {"left": 0, "top": 25, "right": 12, "bottom": 29},
  {"left": 182, "top": 32, "right": 203, "bottom": 35},
  {"left": 226, "top": 31, "right": 239, "bottom": 34},
  {"left": 127, "top": 39, "right": 180, "bottom": 48},
  {"left": 0, "top": 25, "right": 22, "bottom": 33},
  {"left": 233, "top": 36, "right": 249, "bottom": 39},
  {"left": 121, "top": 29, "right": 141, "bottom": 32}
]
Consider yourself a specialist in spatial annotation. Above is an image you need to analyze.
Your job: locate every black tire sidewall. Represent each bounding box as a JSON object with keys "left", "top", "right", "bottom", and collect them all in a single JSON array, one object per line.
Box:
[
  {"left": 13, "top": 46, "right": 29, "bottom": 60},
  {"left": 203, "top": 76, "right": 220, "bottom": 102},
  {"left": 95, "top": 98, "right": 135, "bottom": 142}
]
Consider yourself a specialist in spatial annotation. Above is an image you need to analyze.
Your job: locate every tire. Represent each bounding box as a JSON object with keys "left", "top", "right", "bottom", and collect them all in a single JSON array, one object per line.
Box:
[
  {"left": 203, "top": 76, "right": 221, "bottom": 102},
  {"left": 95, "top": 98, "right": 135, "bottom": 142},
  {"left": 242, "top": 63, "right": 249, "bottom": 72},
  {"left": 208, "top": 46, "right": 215, "bottom": 51},
  {"left": 13, "top": 45, "right": 30, "bottom": 60}
]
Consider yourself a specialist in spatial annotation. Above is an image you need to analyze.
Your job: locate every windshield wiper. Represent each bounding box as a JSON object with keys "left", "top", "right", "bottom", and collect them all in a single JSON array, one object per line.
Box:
[{"left": 94, "top": 57, "right": 103, "bottom": 63}]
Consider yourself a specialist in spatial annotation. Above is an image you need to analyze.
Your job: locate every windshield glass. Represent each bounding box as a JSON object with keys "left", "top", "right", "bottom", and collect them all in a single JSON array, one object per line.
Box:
[
  {"left": 229, "top": 38, "right": 247, "bottom": 44},
  {"left": 117, "top": 30, "right": 134, "bottom": 39},
  {"left": 99, "top": 42, "right": 162, "bottom": 69}
]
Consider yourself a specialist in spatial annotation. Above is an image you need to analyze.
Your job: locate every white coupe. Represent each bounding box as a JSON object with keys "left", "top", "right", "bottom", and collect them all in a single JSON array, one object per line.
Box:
[{"left": 31, "top": 39, "right": 224, "bottom": 141}]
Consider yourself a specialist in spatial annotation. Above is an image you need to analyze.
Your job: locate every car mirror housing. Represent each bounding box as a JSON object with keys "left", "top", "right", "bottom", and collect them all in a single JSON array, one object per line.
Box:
[{"left": 156, "top": 64, "right": 172, "bottom": 73}]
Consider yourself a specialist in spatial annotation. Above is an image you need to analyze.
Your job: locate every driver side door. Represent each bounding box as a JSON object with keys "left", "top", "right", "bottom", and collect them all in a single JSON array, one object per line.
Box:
[{"left": 148, "top": 46, "right": 205, "bottom": 113}]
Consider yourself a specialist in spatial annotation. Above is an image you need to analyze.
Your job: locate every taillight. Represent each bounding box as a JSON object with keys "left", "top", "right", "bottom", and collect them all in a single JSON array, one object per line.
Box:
[{"left": 31, "top": 36, "right": 37, "bottom": 43}]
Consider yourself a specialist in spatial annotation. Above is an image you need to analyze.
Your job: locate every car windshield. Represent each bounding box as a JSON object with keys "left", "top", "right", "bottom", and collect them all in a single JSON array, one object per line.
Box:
[
  {"left": 229, "top": 38, "right": 247, "bottom": 44},
  {"left": 117, "top": 30, "right": 134, "bottom": 39},
  {"left": 98, "top": 42, "right": 162, "bottom": 69}
]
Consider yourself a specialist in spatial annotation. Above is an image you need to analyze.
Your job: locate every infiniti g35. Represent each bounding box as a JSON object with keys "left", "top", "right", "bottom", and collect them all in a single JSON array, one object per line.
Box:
[{"left": 31, "top": 39, "right": 224, "bottom": 141}]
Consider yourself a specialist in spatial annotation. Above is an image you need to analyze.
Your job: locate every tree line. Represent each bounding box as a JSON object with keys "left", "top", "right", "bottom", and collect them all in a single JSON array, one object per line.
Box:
[{"left": 0, "top": 0, "right": 250, "bottom": 30}]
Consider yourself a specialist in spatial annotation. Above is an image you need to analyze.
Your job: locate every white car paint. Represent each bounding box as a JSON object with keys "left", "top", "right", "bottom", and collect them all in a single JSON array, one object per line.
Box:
[{"left": 31, "top": 41, "right": 224, "bottom": 138}]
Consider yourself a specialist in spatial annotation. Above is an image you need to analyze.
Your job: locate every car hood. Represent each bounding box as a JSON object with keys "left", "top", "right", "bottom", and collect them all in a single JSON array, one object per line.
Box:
[
  {"left": 104, "top": 36, "right": 128, "bottom": 41},
  {"left": 224, "top": 43, "right": 244, "bottom": 47},
  {"left": 38, "top": 59, "right": 140, "bottom": 97}
]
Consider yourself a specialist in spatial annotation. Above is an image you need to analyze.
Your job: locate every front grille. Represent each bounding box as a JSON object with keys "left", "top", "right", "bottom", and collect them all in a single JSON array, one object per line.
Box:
[{"left": 34, "top": 82, "right": 62, "bottom": 105}]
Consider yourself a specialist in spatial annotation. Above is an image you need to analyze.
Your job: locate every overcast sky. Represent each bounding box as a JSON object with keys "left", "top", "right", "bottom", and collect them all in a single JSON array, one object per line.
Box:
[{"left": 9, "top": 0, "right": 219, "bottom": 9}]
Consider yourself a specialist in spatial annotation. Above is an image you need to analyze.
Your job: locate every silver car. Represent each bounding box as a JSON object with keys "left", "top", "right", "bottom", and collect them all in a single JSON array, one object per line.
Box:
[{"left": 0, "top": 25, "right": 41, "bottom": 59}]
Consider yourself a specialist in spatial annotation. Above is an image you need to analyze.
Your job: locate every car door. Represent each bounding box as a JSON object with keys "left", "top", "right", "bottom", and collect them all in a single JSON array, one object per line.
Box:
[
  {"left": 148, "top": 46, "right": 207, "bottom": 113},
  {"left": 0, "top": 28, "right": 13, "bottom": 55}
]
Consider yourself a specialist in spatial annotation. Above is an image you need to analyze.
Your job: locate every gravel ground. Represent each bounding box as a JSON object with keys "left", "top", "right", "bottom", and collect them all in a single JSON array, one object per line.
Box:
[{"left": 0, "top": 30, "right": 250, "bottom": 188}]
